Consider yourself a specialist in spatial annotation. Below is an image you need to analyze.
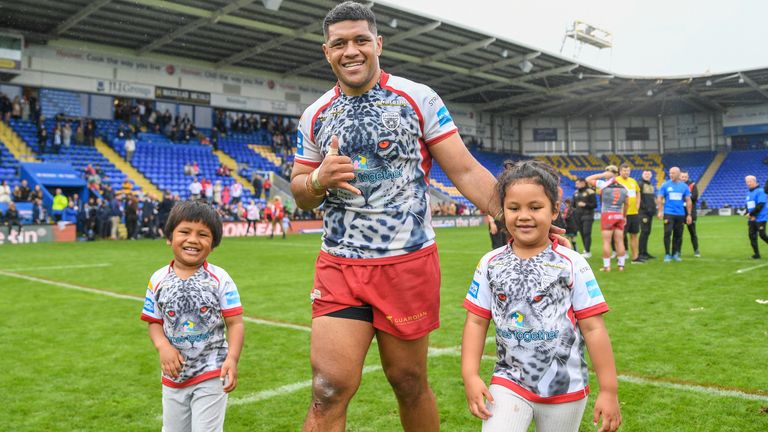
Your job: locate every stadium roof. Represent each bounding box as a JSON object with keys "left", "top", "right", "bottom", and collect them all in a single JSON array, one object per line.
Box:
[{"left": 2, "top": 0, "right": 768, "bottom": 117}]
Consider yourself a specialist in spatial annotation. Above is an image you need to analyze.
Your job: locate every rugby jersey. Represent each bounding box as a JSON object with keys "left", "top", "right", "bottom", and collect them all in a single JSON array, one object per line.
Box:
[{"left": 294, "top": 71, "right": 458, "bottom": 259}]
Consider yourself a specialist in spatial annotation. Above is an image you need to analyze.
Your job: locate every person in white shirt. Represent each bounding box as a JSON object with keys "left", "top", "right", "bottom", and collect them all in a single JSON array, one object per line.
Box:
[
  {"left": 245, "top": 200, "right": 260, "bottom": 235},
  {"left": 188, "top": 178, "right": 202, "bottom": 200}
]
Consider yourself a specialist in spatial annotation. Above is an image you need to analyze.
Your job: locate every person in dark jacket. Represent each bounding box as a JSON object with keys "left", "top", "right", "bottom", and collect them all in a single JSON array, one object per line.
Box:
[
  {"left": 3, "top": 201, "right": 23, "bottom": 235},
  {"left": 680, "top": 170, "right": 700, "bottom": 257},
  {"left": 572, "top": 177, "right": 597, "bottom": 257},
  {"left": 638, "top": 170, "right": 657, "bottom": 260}
]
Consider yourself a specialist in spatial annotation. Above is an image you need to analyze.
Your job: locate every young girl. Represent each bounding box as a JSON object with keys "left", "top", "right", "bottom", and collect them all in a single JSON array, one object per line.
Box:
[{"left": 461, "top": 160, "right": 621, "bottom": 432}]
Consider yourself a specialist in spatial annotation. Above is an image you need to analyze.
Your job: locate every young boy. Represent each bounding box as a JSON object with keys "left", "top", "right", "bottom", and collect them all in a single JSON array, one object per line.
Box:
[{"left": 141, "top": 200, "right": 244, "bottom": 432}]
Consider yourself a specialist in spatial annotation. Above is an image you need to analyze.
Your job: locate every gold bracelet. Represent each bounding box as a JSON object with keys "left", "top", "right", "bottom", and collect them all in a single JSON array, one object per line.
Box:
[{"left": 305, "top": 171, "right": 326, "bottom": 198}]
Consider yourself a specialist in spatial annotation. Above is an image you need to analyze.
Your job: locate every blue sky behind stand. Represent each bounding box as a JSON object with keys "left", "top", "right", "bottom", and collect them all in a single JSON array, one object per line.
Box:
[{"left": 383, "top": 0, "right": 768, "bottom": 76}]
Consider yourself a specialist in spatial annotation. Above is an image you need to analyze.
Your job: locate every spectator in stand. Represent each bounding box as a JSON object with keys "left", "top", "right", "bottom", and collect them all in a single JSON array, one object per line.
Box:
[
  {"left": 202, "top": 178, "right": 214, "bottom": 203},
  {"left": 51, "top": 188, "right": 68, "bottom": 222},
  {"left": 75, "top": 123, "right": 85, "bottom": 145},
  {"left": 20, "top": 95, "right": 30, "bottom": 121},
  {"left": 37, "top": 124, "right": 48, "bottom": 154},
  {"left": 157, "top": 190, "right": 175, "bottom": 236},
  {"left": 0, "top": 180, "right": 11, "bottom": 204},
  {"left": 82, "top": 197, "right": 98, "bottom": 240},
  {"left": 680, "top": 170, "right": 700, "bottom": 257},
  {"left": 263, "top": 176, "right": 271, "bottom": 200},
  {"left": 245, "top": 199, "right": 260, "bottom": 235},
  {"left": 125, "top": 136, "right": 136, "bottom": 163},
  {"left": 191, "top": 161, "right": 200, "bottom": 177},
  {"left": 29, "top": 184, "right": 43, "bottom": 202},
  {"left": 142, "top": 195, "right": 158, "bottom": 239},
  {"left": 85, "top": 119, "right": 95, "bottom": 146},
  {"left": 230, "top": 182, "right": 243, "bottom": 205},
  {"left": 0, "top": 93, "right": 10, "bottom": 121},
  {"left": 3, "top": 201, "right": 23, "bottom": 236},
  {"left": 62, "top": 201, "right": 78, "bottom": 224},
  {"left": 213, "top": 180, "right": 223, "bottom": 206},
  {"left": 63, "top": 122, "right": 72, "bottom": 148},
  {"left": 211, "top": 127, "right": 220, "bottom": 151},
  {"left": 102, "top": 183, "right": 115, "bottom": 202},
  {"left": 12, "top": 179, "right": 31, "bottom": 202},
  {"left": 122, "top": 178, "right": 134, "bottom": 196},
  {"left": 11, "top": 96, "right": 21, "bottom": 120},
  {"left": 52, "top": 125, "right": 62, "bottom": 154},
  {"left": 222, "top": 185, "right": 231, "bottom": 206},
  {"left": 188, "top": 177, "right": 202, "bottom": 200},
  {"left": 32, "top": 198, "right": 47, "bottom": 224}
]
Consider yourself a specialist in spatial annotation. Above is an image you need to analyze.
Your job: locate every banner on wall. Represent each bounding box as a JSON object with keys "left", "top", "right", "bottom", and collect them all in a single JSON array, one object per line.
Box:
[
  {"left": 625, "top": 127, "right": 649, "bottom": 141},
  {"left": 155, "top": 86, "right": 211, "bottom": 105},
  {"left": 209, "top": 93, "right": 303, "bottom": 116},
  {"left": 723, "top": 104, "right": 768, "bottom": 136},
  {"left": 95, "top": 79, "right": 155, "bottom": 99},
  {"left": 533, "top": 128, "right": 558, "bottom": 141},
  {"left": 0, "top": 223, "right": 76, "bottom": 245}
]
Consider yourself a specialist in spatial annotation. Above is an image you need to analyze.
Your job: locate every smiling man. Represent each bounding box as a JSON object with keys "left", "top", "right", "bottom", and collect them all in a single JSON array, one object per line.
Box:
[{"left": 289, "top": 2, "right": 498, "bottom": 431}]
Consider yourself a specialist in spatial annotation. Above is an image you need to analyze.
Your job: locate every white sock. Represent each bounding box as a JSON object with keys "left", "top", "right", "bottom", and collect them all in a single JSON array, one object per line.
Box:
[
  {"left": 618, "top": 255, "right": 626, "bottom": 266},
  {"left": 603, "top": 258, "right": 610, "bottom": 268}
]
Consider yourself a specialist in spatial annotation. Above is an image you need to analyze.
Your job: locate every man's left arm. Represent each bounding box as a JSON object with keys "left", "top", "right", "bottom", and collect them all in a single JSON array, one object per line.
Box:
[
  {"left": 685, "top": 196, "right": 693, "bottom": 224},
  {"left": 430, "top": 134, "right": 499, "bottom": 216}
]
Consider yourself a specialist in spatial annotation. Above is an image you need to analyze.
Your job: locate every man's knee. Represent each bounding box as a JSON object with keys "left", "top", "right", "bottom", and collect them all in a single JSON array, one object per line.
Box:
[
  {"left": 384, "top": 365, "right": 430, "bottom": 403},
  {"left": 309, "top": 371, "right": 360, "bottom": 413}
]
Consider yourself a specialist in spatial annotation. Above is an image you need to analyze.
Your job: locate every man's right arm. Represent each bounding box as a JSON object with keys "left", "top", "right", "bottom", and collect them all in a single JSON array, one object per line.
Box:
[{"left": 290, "top": 164, "right": 326, "bottom": 210}]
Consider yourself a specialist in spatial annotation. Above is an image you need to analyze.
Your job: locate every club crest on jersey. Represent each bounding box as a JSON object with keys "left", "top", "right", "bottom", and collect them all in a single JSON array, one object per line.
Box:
[{"left": 381, "top": 111, "right": 400, "bottom": 130}]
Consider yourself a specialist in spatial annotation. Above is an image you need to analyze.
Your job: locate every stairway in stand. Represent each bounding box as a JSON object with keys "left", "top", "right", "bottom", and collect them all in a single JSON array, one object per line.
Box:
[
  {"left": 95, "top": 138, "right": 163, "bottom": 198},
  {"left": 0, "top": 121, "right": 38, "bottom": 162}
]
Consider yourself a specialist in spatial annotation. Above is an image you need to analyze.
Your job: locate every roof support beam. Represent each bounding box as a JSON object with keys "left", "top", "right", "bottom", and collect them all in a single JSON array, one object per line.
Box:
[
  {"left": 386, "top": 21, "right": 442, "bottom": 45},
  {"left": 217, "top": 22, "right": 321, "bottom": 67},
  {"left": 484, "top": 78, "right": 612, "bottom": 110},
  {"left": 739, "top": 72, "right": 768, "bottom": 102},
  {"left": 445, "top": 64, "right": 580, "bottom": 100},
  {"left": 427, "top": 52, "right": 541, "bottom": 87},
  {"left": 386, "top": 37, "right": 496, "bottom": 74},
  {"left": 137, "top": 0, "right": 258, "bottom": 55},
  {"left": 51, "top": 0, "right": 113, "bottom": 36}
]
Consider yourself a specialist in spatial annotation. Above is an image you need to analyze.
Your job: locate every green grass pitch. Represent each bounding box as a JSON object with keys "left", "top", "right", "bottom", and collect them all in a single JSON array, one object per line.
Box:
[{"left": 1, "top": 215, "right": 766, "bottom": 431}]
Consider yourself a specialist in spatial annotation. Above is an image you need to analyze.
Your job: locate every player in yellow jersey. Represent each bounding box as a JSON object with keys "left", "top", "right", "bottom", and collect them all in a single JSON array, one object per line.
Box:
[{"left": 615, "top": 163, "right": 643, "bottom": 263}]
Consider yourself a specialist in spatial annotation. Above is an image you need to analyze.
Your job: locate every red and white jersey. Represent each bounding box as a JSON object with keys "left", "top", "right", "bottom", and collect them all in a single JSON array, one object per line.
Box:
[
  {"left": 464, "top": 241, "right": 609, "bottom": 403},
  {"left": 141, "top": 261, "right": 243, "bottom": 388},
  {"left": 294, "top": 71, "right": 458, "bottom": 258}
]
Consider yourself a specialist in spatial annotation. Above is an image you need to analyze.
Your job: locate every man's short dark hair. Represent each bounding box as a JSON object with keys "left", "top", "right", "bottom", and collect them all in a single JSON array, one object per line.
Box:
[
  {"left": 323, "top": 1, "right": 377, "bottom": 39},
  {"left": 164, "top": 200, "right": 223, "bottom": 248},
  {"left": 620, "top": 163, "right": 631, "bottom": 169}
]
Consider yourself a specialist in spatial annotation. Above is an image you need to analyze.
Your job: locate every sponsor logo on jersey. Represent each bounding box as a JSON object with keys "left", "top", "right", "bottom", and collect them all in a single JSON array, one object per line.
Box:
[
  {"left": 469, "top": 280, "right": 480, "bottom": 298},
  {"left": 585, "top": 279, "right": 602, "bottom": 298},
  {"left": 375, "top": 100, "right": 406, "bottom": 107},
  {"left": 182, "top": 320, "right": 197, "bottom": 333},
  {"left": 225, "top": 291, "right": 240, "bottom": 306},
  {"left": 350, "top": 167, "right": 404, "bottom": 184},
  {"left": 143, "top": 297, "right": 155, "bottom": 313},
  {"left": 387, "top": 311, "right": 428, "bottom": 325},
  {"left": 381, "top": 111, "right": 401, "bottom": 130},
  {"left": 509, "top": 311, "right": 526, "bottom": 328},
  {"left": 296, "top": 130, "right": 304, "bottom": 156},
  {"left": 497, "top": 328, "right": 560, "bottom": 342},
  {"left": 436, "top": 106, "right": 453, "bottom": 127},
  {"left": 353, "top": 154, "right": 368, "bottom": 170}
]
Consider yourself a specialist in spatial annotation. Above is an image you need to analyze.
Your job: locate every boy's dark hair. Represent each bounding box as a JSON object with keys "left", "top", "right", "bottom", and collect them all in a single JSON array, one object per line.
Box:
[
  {"left": 164, "top": 200, "right": 223, "bottom": 248},
  {"left": 496, "top": 160, "right": 561, "bottom": 212},
  {"left": 323, "top": 1, "right": 377, "bottom": 39},
  {"left": 619, "top": 163, "right": 631, "bottom": 170}
]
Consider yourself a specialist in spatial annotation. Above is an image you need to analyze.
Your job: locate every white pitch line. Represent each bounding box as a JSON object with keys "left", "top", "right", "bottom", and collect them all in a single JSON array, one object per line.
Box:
[
  {"left": 735, "top": 262, "right": 768, "bottom": 274},
  {"left": 617, "top": 374, "right": 768, "bottom": 402},
  {"left": 0, "top": 270, "right": 312, "bottom": 332},
  {"left": 4, "top": 263, "right": 113, "bottom": 272}
]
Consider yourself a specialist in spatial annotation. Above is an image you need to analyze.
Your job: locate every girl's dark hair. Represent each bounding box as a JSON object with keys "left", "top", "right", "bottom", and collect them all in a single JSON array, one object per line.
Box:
[
  {"left": 323, "top": 1, "right": 377, "bottom": 39},
  {"left": 164, "top": 200, "right": 223, "bottom": 248},
  {"left": 496, "top": 160, "right": 561, "bottom": 212}
]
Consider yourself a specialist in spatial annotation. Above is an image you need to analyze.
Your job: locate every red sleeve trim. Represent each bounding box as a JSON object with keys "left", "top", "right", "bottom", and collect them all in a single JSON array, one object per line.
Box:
[
  {"left": 574, "top": 303, "right": 610, "bottom": 320},
  {"left": 425, "top": 128, "right": 458, "bottom": 146},
  {"left": 295, "top": 158, "right": 321, "bottom": 168},
  {"left": 222, "top": 306, "right": 243, "bottom": 317},
  {"left": 463, "top": 299, "right": 492, "bottom": 319},
  {"left": 490, "top": 376, "right": 589, "bottom": 404},
  {"left": 141, "top": 314, "right": 163, "bottom": 324}
]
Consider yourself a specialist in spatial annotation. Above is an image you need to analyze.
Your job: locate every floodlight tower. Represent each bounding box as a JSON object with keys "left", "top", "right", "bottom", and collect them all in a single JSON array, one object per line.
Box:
[{"left": 560, "top": 20, "right": 613, "bottom": 60}]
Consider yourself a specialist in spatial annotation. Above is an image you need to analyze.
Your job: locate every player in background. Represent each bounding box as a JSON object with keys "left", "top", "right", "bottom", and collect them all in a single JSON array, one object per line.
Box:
[
  {"left": 745, "top": 175, "right": 768, "bottom": 259},
  {"left": 587, "top": 166, "right": 629, "bottom": 272},
  {"left": 614, "top": 163, "right": 642, "bottom": 262}
]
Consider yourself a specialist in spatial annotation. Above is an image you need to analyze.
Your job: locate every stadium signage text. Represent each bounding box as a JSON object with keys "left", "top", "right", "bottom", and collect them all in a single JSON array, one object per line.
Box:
[
  {"left": 155, "top": 86, "right": 211, "bottom": 105},
  {"left": 431, "top": 216, "right": 485, "bottom": 228},
  {"left": 0, "top": 224, "right": 76, "bottom": 245},
  {"left": 222, "top": 221, "right": 283, "bottom": 237},
  {"left": 95, "top": 80, "right": 154, "bottom": 99}
]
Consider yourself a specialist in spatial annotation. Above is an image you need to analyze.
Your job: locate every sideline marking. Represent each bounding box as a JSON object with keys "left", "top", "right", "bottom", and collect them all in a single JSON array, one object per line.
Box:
[
  {"left": 5, "top": 263, "right": 112, "bottom": 272},
  {"left": 4, "top": 270, "right": 767, "bottom": 407},
  {"left": 0, "top": 270, "right": 312, "bottom": 333},
  {"left": 735, "top": 262, "right": 768, "bottom": 274}
]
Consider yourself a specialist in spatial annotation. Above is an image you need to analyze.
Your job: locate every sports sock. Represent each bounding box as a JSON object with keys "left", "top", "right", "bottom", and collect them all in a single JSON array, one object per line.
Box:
[{"left": 603, "top": 258, "right": 610, "bottom": 268}]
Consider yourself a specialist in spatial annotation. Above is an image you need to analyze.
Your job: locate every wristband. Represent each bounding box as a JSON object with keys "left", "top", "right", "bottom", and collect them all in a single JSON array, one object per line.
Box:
[
  {"left": 311, "top": 169, "right": 324, "bottom": 191},
  {"left": 306, "top": 170, "right": 326, "bottom": 197}
]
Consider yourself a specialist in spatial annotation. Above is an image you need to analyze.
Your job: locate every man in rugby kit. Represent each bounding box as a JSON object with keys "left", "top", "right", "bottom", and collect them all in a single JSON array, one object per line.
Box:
[
  {"left": 657, "top": 167, "right": 692, "bottom": 262},
  {"left": 587, "top": 166, "right": 629, "bottom": 271},
  {"left": 614, "top": 163, "right": 642, "bottom": 263},
  {"left": 289, "top": 3, "right": 498, "bottom": 431}
]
